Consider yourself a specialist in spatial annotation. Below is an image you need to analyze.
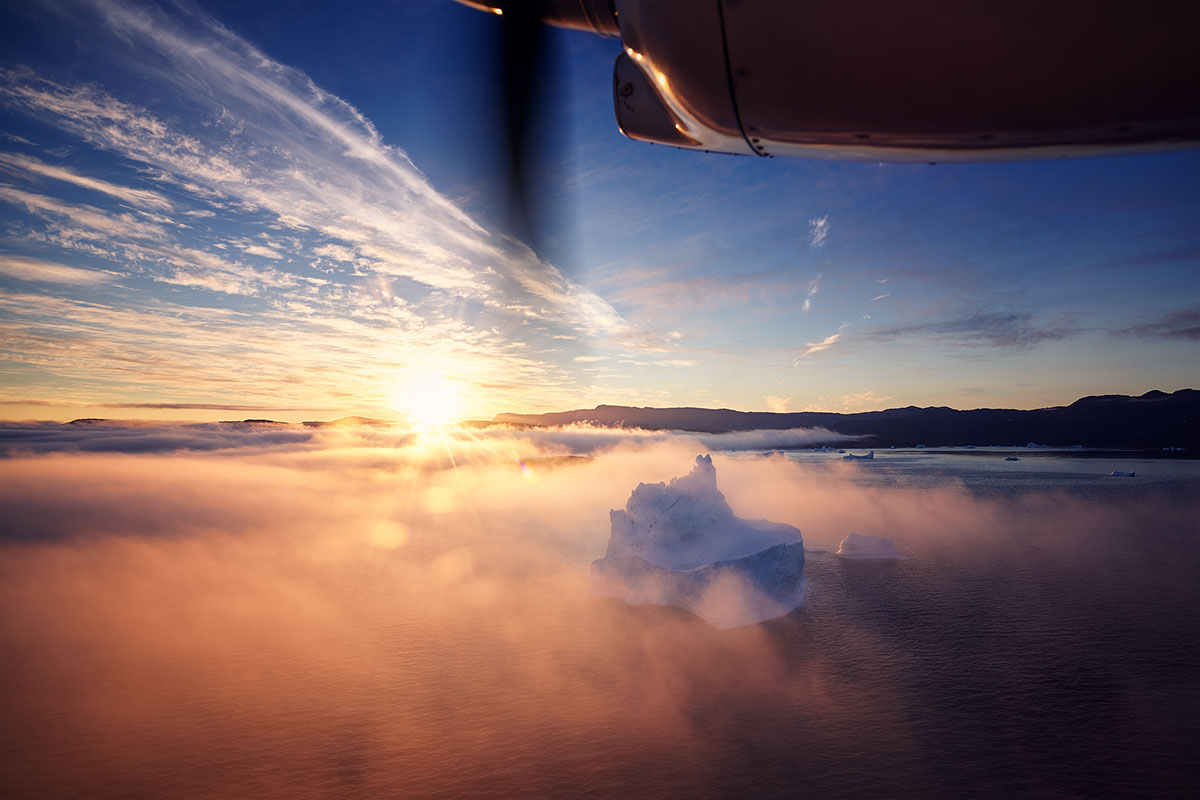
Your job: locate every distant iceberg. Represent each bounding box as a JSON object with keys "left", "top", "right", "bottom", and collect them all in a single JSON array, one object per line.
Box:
[
  {"left": 835, "top": 531, "right": 901, "bottom": 560},
  {"left": 843, "top": 450, "right": 874, "bottom": 460},
  {"left": 1110, "top": 470, "right": 1136, "bottom": 477},
  {"left": 591, "top": 455, "right": 805, "bottom": 628}
]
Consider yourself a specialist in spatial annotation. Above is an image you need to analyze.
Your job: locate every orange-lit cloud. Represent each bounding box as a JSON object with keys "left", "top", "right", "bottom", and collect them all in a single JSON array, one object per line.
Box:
[{"left": 1, "top": 426, "right": 1190, "bottom": 796}]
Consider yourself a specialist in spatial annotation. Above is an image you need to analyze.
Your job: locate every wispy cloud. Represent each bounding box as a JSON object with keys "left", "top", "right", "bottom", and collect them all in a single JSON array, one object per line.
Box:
[
  {"left": 795, "top": 322, "right": 851, "bottom": 362},
  {"left": 871, "top": 292, "right": 891, "bottom": 302},
  {"left": 0, "top": 288, "right": 588, "bottom": 415},
  {"left": 610, "top": 267, "right": 796, "bottom": 316},
  {"left": 0, "top": 254, "right": 119, "bottom": 284},
  {"left": 808, "top": 215, "right": 828, "bottom": 248},
  {"left": 802, "top": 275, "right": 821, "bottom": 312},
  {"left": 0, "top": 184, "right": 168, "bottom": 242},
  {"left": 801, "top": 332, "right": 841, "bottom": 356},
  {"left": 0, "top": 0, "right": 634, "bottom": 414},
  {"left": 239, "top": 244, "right": 283, "bottom": 260},
  {"left": 873, "top": 312, "right": 1080, "bottom": 349},
  {"left": 0, "top": 151, "right": 173, "bottom": 210},
  {"left": 1114, "top": 309, "right": 1200, "bottom": 341}
]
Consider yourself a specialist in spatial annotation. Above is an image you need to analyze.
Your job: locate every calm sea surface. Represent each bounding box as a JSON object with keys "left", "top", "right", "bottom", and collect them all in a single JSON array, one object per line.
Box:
[{"left": 3, "top": 450, "right": 1197, "bottom": 799}]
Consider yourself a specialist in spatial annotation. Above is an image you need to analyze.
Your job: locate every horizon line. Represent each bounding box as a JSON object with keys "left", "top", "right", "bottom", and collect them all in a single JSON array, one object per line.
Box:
[{"left": 0, "top": 387, "right": 1193, "bottom": 426}]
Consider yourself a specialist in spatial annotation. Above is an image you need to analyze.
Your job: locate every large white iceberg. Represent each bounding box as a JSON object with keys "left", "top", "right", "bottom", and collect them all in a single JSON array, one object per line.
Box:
[
  {"left": 591, "top": 455, "right": 805, "bottom": 628},
  {"left": 835, "top": 531, "right": 901, "bottom": 560}
]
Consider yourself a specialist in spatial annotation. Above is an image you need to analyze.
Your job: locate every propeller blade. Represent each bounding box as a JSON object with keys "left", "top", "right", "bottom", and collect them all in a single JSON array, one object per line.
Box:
[{"left": 499, "top": 1, "right": 549, "bottom": 242}]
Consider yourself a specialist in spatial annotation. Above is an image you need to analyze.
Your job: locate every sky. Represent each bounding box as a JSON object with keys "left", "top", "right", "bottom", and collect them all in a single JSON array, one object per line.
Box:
[{"left": 0, "top": 0, "right": 1197, "bottom": 422}]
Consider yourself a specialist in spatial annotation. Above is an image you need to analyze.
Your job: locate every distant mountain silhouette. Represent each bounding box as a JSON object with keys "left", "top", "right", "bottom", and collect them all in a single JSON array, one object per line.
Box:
[{"left": 493, "top": 389, "right": 1199, "bottom": 449}]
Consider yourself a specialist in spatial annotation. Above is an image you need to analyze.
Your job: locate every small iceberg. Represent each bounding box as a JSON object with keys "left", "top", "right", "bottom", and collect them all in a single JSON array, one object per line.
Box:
[
  {"left": 835, "top": 532, "right": 901, "bottom": 560},
  {"left": 1005, "top": 456, "right": 1020, "bottom": 461},
  {"left": 843, "top": 450, "right": 875, "bottom": 460},
  {"left": 1111, "top": 470, "right": 1136, "bottom": 477},
  {"left": 591, "top": 455, "right": 806, "bottom": 628}
]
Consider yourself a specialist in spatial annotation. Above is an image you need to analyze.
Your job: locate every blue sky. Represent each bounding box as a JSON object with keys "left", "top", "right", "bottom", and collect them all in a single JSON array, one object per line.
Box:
[{"left": 0, "top": 0, "right": 1196, "bottom": 421}]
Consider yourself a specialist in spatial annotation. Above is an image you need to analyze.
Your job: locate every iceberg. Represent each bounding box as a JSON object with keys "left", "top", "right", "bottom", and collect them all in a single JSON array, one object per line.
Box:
[
  {"left": 835, "top": 531, "right": 901, "bottom": 560},
  {"left": 843, "top": 450, "right": 874, "bottom": 460},
  {"left": 591, "top": 455, "right": 805, "bottom": 628},
  {"left": 1110, "top": 470, "right": 1136, "bottom": 477}
]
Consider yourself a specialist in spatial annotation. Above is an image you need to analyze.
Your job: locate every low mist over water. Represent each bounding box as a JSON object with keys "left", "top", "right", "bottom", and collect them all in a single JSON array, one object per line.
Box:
[{"left": 2, "top": 424, "right": 1197, "bottom": 799}]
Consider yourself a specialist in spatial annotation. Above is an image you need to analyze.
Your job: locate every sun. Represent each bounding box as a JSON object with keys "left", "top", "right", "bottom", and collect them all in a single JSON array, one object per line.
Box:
[{"left": 393, "top": 372, "right": 466, "bottom": 429}]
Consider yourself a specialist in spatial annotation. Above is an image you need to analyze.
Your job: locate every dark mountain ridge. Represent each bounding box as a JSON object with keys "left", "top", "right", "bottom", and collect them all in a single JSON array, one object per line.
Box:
[{"left": 493, "top": 389, "right": 1199, "bottom": 450}]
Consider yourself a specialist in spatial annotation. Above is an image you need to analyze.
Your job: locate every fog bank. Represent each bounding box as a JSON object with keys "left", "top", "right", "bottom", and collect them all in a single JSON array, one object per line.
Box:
[{"left": 2, "top": 427, "right": 1195, "bottom": 798}]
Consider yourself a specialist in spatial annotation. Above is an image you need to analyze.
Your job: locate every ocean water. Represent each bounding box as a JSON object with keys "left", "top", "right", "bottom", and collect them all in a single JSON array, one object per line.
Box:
[{"left": 2, "top": 448, "right": 1197, "bottom": 799}]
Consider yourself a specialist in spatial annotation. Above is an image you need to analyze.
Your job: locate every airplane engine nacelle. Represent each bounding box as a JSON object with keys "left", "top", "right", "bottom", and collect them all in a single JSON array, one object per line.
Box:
[
  {"left": 612, "top": 0, "right": 1200, "bottom": 160},
  {"left": 457, "top": 0, "right": 619, "bottom": 36}
]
